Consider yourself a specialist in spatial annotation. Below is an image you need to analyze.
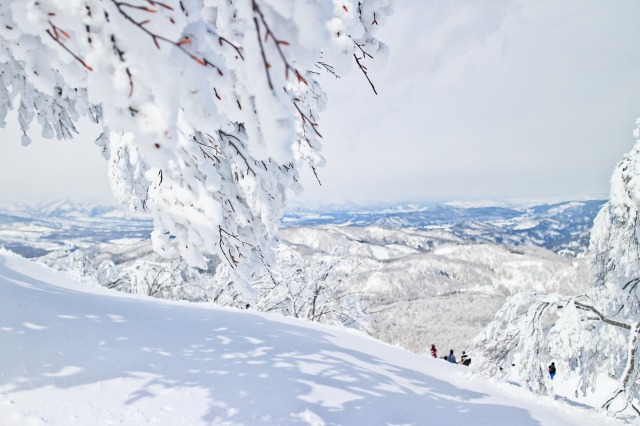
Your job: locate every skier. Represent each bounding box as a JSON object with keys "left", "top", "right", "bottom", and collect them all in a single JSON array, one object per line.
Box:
[
  {"left": 430, "top": 344, "right": 437, "bottom": 358},
  {"left": 447, "top": 350, "right": 456, "bottom": 364},
  {"left": 548, "top": 362, "right": 556, "bottom": 380}
]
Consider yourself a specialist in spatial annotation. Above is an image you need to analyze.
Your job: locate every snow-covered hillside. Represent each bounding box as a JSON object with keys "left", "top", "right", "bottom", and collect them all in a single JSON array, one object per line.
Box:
[
  {"left": 277, "top": 226, "right": 590, "bottom": 354},
  {"left": 0, "top": 250, "right": 624, "bottom": 425},
  {"left": 0, "top": 200, "right": 593, "bottom": 355}
]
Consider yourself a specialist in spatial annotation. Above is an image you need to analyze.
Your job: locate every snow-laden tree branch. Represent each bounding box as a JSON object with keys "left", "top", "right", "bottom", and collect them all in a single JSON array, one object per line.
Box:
[
  {"left": 473, "top": 125, "right": 640, "bottom": 418},
  {"left": 0, "top": 0, "right": 394, "bottom": 284}
]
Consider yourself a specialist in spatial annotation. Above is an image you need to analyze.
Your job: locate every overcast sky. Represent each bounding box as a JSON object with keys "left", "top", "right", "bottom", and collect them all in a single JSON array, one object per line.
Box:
[{"left": 2, "top": 0, "right": 640, "bottom": 206}]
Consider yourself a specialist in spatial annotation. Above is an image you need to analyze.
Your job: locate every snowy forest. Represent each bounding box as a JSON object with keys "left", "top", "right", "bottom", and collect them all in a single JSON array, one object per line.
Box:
[
  {"left": 1, "top": 0, "right": 640, "bottom": 424},
  {"left": 473, "top": 141, "right": 640, "bottom": 417}
]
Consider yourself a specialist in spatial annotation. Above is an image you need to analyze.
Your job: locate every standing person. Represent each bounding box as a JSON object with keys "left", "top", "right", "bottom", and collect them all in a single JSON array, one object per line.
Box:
[
  {"left": 548, "top": 362, "right": 556, "bottom": 380},
  {"left": 447, "top": 350, "right": 456, "bottom": 364},
  {"left": 430, "top": 344, "right": 437, "bottom": 358}
]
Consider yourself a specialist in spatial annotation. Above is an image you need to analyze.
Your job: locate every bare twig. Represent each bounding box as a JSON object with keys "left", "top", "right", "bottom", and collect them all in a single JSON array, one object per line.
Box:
[
  {"left": 109, "top": 0, "right": 223, "bottom": 75},
  {"left": 252, "top": 0, "right": 306, "bottom": 90},
  {"left": 353, "top": 53, "right": 377, "bottom": 95},
  {"left": 294, "top": 101, "right": 322, "bottom": 138},
  {"left": 46, "top": 23, "right": 93, "bottom": 71}
]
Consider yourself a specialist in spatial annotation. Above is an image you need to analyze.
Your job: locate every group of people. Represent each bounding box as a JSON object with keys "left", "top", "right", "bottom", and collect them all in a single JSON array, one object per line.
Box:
[
  {"left": 430, "top": 344, "right": 557, "bottom": 379},
  {"left": 429, "top": 344, "right": 556, "bottom": 378},
  {"left": 430, "top": 344, "right": 471, "bottom": 366}
]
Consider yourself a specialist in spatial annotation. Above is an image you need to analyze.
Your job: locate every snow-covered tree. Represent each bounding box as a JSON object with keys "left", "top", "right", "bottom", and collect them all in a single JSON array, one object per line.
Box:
[
  {"left": 40, "top": 248, "right": 95, "bottom": 279},
  {"left": 473, "top": 126, "right": 640, "bottom": 418},
  {"left": 253, "top": 248, "right": 367, "bottom": 328},
  {"left": 586, "top": 130, "right": 640, "bottom": 415},
  {"left": 0, "top": 0, "right": 394, "bottom": 283}
]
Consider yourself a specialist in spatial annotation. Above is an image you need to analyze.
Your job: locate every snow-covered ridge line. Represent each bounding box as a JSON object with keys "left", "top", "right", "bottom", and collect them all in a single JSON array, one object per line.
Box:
[
  {"left": 285, "top": 199, "right": 605, "bottom": 257},
  {"left": 0, "top": 198, "right": 604, "bottom": 250}
]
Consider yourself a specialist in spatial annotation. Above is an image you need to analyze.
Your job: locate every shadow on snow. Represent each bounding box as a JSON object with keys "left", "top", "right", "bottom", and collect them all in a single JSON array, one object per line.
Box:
[{"left": 0, "top": 258, "right": 538, "bottom": 425}]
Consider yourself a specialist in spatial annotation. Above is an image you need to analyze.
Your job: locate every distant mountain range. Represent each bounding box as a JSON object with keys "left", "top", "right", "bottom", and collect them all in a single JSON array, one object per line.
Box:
[
  {"left": 0, "top": 199, "right": 605, "bottom": 258},
  {"left": 284, "top": 199, "right": 605, "bottom": 256},
  {"left": 0, "top": 200, "right": 152, "bottom": 258}
]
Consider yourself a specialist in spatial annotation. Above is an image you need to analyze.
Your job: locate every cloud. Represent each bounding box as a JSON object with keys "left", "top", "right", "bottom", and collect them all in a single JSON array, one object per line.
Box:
[
  {"left": 300, "top": 0, "right": 640, "bottom": 205},
  {"left": 0, "top": 115, "right": 114, "bottom": 204}
]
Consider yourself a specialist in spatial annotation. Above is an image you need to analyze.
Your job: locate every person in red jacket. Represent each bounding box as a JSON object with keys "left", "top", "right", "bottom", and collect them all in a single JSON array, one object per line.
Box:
[{"left": 430, "top": 344, "right": 437, "bottom": 358}]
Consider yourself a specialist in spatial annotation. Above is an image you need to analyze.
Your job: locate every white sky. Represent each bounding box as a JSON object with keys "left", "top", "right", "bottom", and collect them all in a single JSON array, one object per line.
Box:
[{"left": 2, "top": 0, "right": 640, "bottom": 205}]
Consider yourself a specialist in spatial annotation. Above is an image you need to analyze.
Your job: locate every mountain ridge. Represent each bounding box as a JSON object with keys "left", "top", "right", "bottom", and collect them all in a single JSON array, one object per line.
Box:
[{"left": 0, "top": 198, "right": 605, "bottom": 258}]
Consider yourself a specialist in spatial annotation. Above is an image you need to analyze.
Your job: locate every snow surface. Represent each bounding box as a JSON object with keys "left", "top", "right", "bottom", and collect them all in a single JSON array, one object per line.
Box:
[{"left": 0, "top": 250, "right": 624, "bottom": 425}]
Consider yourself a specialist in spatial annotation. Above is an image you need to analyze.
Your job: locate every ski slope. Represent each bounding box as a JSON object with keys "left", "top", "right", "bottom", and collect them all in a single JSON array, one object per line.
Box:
[{"left": 0, "top": 250, "right": 624, "bottom": 425}]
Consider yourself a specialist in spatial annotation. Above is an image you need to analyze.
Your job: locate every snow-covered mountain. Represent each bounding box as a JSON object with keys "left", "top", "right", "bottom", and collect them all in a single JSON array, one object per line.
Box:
[
  {"left": 0, "top": 199, "right": 597, "bottom": 354},
  {"left": 0, "top": 249, "right": 625, "bottom": 425},
  {"left": 0, "top": 200, "right": 152, "bottom": 258},
  {"left": 0, "top": 199, "right": 603, "bottom": 258},
  {"left": 284, "top": 200, "right": 605, "bottom": 256}
]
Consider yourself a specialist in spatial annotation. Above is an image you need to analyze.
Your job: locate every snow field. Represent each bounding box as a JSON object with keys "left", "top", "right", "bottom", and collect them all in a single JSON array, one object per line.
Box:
[{"left": 0, "top": 250, "right": 623, "bottom": 425}]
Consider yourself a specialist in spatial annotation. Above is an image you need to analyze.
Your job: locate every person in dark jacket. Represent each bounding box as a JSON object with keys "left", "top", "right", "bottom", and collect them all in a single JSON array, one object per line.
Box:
[
  {"left": 548, "top": 362, "right": 556, "bottom": 379},
  {"left": 430, "top": 344, "right": 437, "bottom": 358},
  {"left": 460, "top": 351, "right": 471, "bottom": 366}
]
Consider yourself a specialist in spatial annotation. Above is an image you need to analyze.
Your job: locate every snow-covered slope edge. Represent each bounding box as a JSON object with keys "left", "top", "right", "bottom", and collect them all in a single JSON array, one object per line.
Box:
[{"left": 0, "top": 250, "right": 623, "bottom": 425}]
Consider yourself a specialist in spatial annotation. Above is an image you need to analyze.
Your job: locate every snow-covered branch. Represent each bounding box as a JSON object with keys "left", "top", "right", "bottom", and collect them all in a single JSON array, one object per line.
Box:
[
  {"left": 574, "top": 301, "right": 634, "bottom": 331},
  {"left": 0, "top": 0, "right": 395, "bottom": 286}
]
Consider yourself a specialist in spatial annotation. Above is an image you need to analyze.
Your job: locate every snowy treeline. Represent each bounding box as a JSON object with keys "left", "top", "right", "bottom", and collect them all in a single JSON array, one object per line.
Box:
[
  {"left": 474, "top": 130, "right": 640, "bottom": 418},
  {"left": 277, "top": 226, "right": 590, "bottom": 354},
  {"left": 0, "top": 196, "right": 595, "bottom": 352},
  {"left": 0, "top": 0, "right": 393, "bottom": 282},
  {"left": 34, "top": 223, "right": 591, "bottom": 353},
  {"left": 40, "top": 248, "right": 215, "bottom": 300},
  {"left": 38, "top": 240, "right": 368, "bottom": 331}
]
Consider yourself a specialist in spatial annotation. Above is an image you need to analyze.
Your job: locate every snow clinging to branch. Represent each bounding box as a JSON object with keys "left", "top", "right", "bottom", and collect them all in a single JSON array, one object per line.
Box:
[{"left": 0, "top": 0, "right": 394, "bottom": 280}]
